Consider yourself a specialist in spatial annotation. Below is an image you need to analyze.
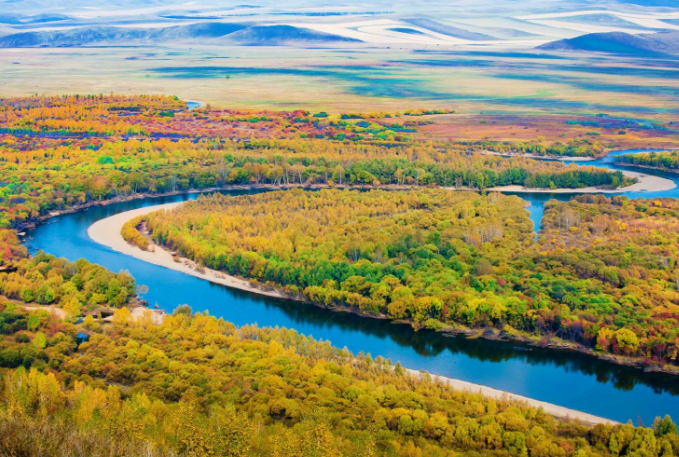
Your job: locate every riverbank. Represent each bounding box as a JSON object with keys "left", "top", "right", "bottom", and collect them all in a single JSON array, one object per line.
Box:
[
  {"left": 612, "top": 161, "right": 679, "bottom": 176},
  {"left": 17, "top": 183, "right": 462, "bottom": 232},
  {"left": 88, "top": 208, "right": 621, "bottom": 425},
  {"left": 15, "top": 296, "right": 165, "bottom": 326},
  {"left": 18, "top": 184, "right": 331, "bottom": 232},
  {"left": 21, "top": 304, "right": 66, "bottom": 320},
  {"left": 484, "top": 151, "right": 597, "bottom": 162},
  {"left": 13, "top": 299, "right": 618, "bottom": 424},
  {"left": 87, "top": 203, "right": 289, "bottom": 301},
  {"left": 405, "top": 368, "right": 618, "bottom": 425},
  {"left": 19, "top": 176, "right": 652, "bottom": 234},
  {"left": 88, "top": 201, "right": 679, "bottom": 378},
  {"left": 489, "top": 169, "right": 676, "bottom": 194}
]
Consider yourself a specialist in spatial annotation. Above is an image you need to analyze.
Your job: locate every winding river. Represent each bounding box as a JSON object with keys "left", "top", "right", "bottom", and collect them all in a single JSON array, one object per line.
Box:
[{"left": 22, "top": 149, "right": 679, "bottom": 425}]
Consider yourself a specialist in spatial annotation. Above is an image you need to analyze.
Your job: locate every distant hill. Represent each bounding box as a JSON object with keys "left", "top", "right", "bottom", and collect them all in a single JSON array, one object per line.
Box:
[
  {"left": 554, "top": 13, "right": 653, "bottom": 30},
  {"left": 222, "top": 25, "right": 360, "bottom": 45},
  {"left": 22, "top": 14, "right": 71, "bottom": 24},
  {"left": 402, "top": 18, "right": 493, "bottom": 41},
  {"left": 152, "top": 23, "right": 247, "bottom": 40},
  {"left": 0, "top": 23, "right": 358, "bottom": 47},
  {"left": 0, "top": 14, "right": 23, "bottom": 25},
  {"left": 537, "top": 31, "right": 679, "bottom": 56},
  {"left": 0, "top": 27, "right": 154, "bottom": 47},
  {"left": 388, "top": 27, "right": 426, "bottom": 36},
  {"left": 487, "top": 27, "right": 538, "bottom": 38},
  {"left": 0, "top": 13, "right": 70, "bottom": 24}
]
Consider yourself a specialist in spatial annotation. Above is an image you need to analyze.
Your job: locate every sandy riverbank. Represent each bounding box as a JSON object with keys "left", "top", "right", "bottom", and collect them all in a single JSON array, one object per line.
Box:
[
  {"left": 22, "top": 304, "right": 67, "bottom": 320},
  {"left": 484, "top": 151, "right": 597, "bottom": 162},
  {"left": 87, "top": 203, "right": 288, "bottom": 300},
  {"left": 87, "top": 202, "right": 620, "bottom": 426},
  {"left": 99, "top": 306, "right": 167, "bottom": 325},
  {"left": 22, "top": 301, "right": 164, "bottom": 325},
  {"left": 405, "top": 368, "right": 619, "bottom": 425},
  {"left": 489, "top": 170, "right": 676, "bottom": 194}
]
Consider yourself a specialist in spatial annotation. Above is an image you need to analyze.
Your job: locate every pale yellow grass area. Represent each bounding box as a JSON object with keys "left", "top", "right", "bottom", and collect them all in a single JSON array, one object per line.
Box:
[{"left": 2, "top": 46, "right": 678, "bottom": 116}]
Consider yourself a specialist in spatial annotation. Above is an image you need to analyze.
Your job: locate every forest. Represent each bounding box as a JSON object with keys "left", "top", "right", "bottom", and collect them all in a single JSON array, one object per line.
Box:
[
  {"left": 134, "top": 190, "right": 679, "bottom": 369},
  {"left": 1, "top": 302, "right": 678, "bottom": 457},
  {"left": 0, "top": 94, "right": 675, "bottom": 455},
  {"left": 0, "top": 250, "right": 136, "bottom": 318},
  {"left": 459, "top": 139, "right": 606, "bottom": 158},
  {"left": 0, "top": 133, "right": 628, "bottom": 230},
  {"left": 616, "top": 151, "right": 679, "bottom": 172},
  {"left": 0, "top": 94, "right": 628, "bottom": 296},
  {"left": 0, "top": 95, "right": 631, "bottom": 232}
]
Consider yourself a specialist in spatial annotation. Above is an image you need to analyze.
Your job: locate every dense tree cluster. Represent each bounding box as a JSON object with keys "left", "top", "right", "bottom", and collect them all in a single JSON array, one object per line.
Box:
[
  {"left": 461, "top": 139, "right": 606, "bottom": 158},
  {"left": 616, "top": 150, "right": 679, "bottom": 171},
  {"left": 0, "top": 95, "right": 676, "bottom": 454},
  {"left": 1, "top": 303, "right": 677, "bottom": 457},
  {"left": 531, "top": 195, "right": 679, "bottom": 365},
  {"left": 0, "top": 252, "right": 135, "bottom": 318},
  {"left": 0, "top": 94, "right": 186, "bottom": 137},
  {"left": 0, "top": 95, "right": 435, "bottom": 145},
  {"left": 0, "top": 229, "right": 25, "bottom": 269},
  {"left": 137, "top": 190, "right": 533, "bottom": 330},
  {"left": 0, "top": 134, "right": 629, "bottom": 230},
  {"left": 135, "top": 190, "right": 679, "bottom": 368},
  {"left": 0, "top": 95, "right": 630, "bottom": 232}
]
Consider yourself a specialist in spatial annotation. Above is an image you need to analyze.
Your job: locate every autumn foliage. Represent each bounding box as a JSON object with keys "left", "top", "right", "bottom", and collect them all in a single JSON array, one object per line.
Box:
[
  {"left": 1, "top": 303, "right": 677, "bottom": 457},
  {"left": 136, "top": 191, "right": 679, "bottom": 368}
]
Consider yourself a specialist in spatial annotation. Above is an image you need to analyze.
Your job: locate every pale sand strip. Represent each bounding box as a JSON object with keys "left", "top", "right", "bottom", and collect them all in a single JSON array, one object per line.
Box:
[
  {"left": 483, "top": 151, "right": 597, "bottom": 162},
  {"left": 489, "top": 170, "right": 676, "bottom": 194},
  {"left": 22, "top": 304, "right": 67, "bottom": 320},
  {"left": 481, "top": 151, "right": 676, "bottom": 193},
  {"left": 129, "top": 306, "right": 166, "bottom": 325},
  {"left": 23, "top": 299, "right": 163, "bottom": 325},
  {"left": 406, "top": 369, "right": 619, "bottom": 426},
  {"left": 88, "top": 202, "right": 620, "bottom": 426},
  {"left": 87, "top": 203, "right": 287, "bottom": 300}
]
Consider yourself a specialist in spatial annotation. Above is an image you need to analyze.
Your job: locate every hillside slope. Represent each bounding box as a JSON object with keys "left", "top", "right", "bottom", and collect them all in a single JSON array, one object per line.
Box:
[
  {"left": 222, "top": 25, "right": 361, "bottom": 45},
  {"left": 402, "top": 17, "right": 493, "bottom": 40},
  {"left": 538, "top": 31, "right": 679, "bottom": 56},
  {"left": 0, "top": 23, "right": 358, "bottom": 47}
]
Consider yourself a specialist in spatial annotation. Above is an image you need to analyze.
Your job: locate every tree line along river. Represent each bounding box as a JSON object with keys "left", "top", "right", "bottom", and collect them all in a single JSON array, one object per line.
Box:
[{"left": 22, "top": 149, "right": 679, "bottom": 425}]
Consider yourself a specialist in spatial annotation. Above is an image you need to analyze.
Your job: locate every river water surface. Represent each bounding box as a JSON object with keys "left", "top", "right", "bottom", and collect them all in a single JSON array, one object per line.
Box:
[{"left": 23, "top": 149, "right": 679, "bottom": 424}]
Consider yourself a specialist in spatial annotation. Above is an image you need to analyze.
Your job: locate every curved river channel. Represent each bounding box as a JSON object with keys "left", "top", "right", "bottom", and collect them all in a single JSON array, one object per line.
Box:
[{"left": 23, "top": 149, "right": 679, "bottom": 424}]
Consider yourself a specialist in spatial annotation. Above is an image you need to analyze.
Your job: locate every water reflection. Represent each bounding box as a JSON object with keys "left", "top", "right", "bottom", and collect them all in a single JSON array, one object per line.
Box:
[{"left": 241, "top": 284, "right": 679, "bottom": 397}]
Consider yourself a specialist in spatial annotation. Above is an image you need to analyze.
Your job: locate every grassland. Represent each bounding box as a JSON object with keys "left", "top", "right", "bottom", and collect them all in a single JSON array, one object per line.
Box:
[{"left": 2, "top": 45, "right": 679, "bottom": 123}]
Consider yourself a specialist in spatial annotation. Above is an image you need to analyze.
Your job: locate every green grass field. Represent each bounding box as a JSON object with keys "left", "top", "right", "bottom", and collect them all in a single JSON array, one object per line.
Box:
[{"left": 2, "top": 45, "right": 679, "bottom": 119}]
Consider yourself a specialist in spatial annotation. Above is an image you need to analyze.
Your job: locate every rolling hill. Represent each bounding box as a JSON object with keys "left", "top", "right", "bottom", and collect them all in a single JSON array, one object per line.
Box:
[
  {"left": 554, "top": 13, "right": 654, "bottom": 30},
  {"left": 402, "top": 17, "right": 493, "bottom": 40},
  {"left": 221, "top": 25, "right": 361, "bottom": 45},
  {"left": 537, "top": 31, "right": 679, "bottom": 56},
  {"left": 0, "top": 22, "right": 359, "bottom": 47}
]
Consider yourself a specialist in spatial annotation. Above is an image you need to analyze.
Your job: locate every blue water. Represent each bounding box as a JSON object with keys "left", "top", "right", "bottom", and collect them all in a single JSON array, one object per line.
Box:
[
  {"left": 508, "top": 149, "right": 679, "bottom": 234},
  {"left": 23, "top": 150, "right": 679, "bottom": 425}
]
